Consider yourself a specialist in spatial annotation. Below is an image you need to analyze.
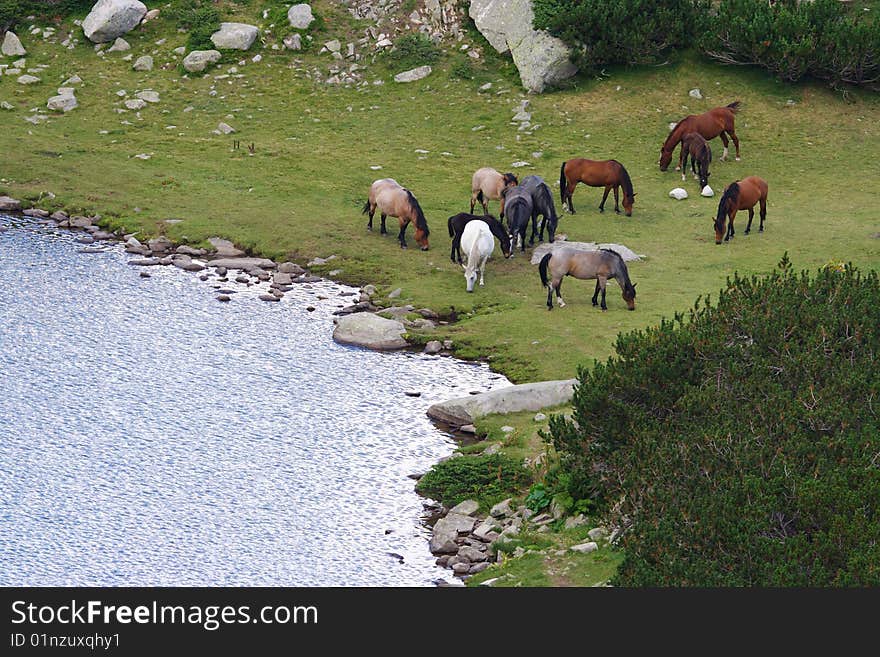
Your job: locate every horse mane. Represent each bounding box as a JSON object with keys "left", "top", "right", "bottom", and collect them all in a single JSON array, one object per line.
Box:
[
  {"left": 716, "top": 182, "right": 740, "bottom": 228},
  {"left": 701, "top": 140, "right": 712, "bottom": 164},
  {"left": 726, "top": 100, "right": 741, "bottom": 113},
  {"left": 406, "top": 190, "right": 429, "bottom": 236},
  {"left": 612, "top": 161, "right": 634, "bottom": 199},
  {"left": 600, "top": 248, "right": 634, "bottom": 291},
  {"left": 662, "top": 117, "right": 690, "bottom": 151},
  {"left": 483, "top": 215, "right": 511, "bottom": 250},
  {"left": 503, "top": 172, "right": 518, "bottom": 186}
]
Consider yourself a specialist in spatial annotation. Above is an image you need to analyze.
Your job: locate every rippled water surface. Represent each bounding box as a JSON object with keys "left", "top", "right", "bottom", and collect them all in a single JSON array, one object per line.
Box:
[{"left": 0, "top": 216, "right": 509, "bottom": 586}]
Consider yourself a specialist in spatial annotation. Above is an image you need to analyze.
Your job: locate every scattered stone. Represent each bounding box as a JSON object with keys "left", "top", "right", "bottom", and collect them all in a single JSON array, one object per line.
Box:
[
  {"left": 135, "top": 90, "right": 159, "bottom": 103},
  {"left": 128, "top": 257, "right": 160, "bottom": 266},
  {"left": 394, "top": 65, "right": 432, "bottom": 83},
  {"left": 452, "top": 562, "right": 471, "bottom": 575},
  {"left": 689, "top": 88, "right": 703, "bottom": 100},
  {"left": 211, "top": 22, "right": 259, "bottom": 51},
  {"left": 183, "top": 49, "right": 222, "bottom": 73},
  {"left": 2, "top": 31, "right": 27, "bottom": 57},
  {"left": 143, "top": 8, "right": 160, "bottom": 22},
  {"left": 147, "top": 236, "right": 173, "bottom": 253},
  {"left": 107, "top": 37, "right": 130, "bottom": 52},
  {"left": 424, "top": 340, "right": 443, "bottom": 355},
  {"left": 0, "top": 196, "right": 22, "bottom": 211},
  {"left": 278, "top": 262, "right": 305, "bottom": 275},
  {"left": 208, "top": 238, "right": 245, "bottom": 258},
  {"left": 173, "top": 257, "right": 205, "bottom": 272},
  {"left": 564, "top": 514, "right": 588, "bottom": 530},
  {"left": 459, "top": 424, "right": 476, "bottom": 434},
  {"left": 429, "top": 513, "right": 477, "bottom": 553},
  {"left": 288, "top": 4, "right": 315, "bottom": 29},
  {"left": 83, "top": 0, "right": 148, "bottom": 44},
  {"left": 534, "top": 412, "right": 546, "bottom": 421},
  {"left": 132, "top": 55, "right": 153, "bottom": 71},
  {"left": 570, "top": 541, "right": 599, "bottom": 554},
  {"left": 388, "top": 287, "right": 402, "bottom": 299},
  {"left": 701, "top": 185, "right": 714, "bottom": 197},
  {"left": 449, "top": 500, "right": 480, "bottom": 517},
  {"left": 23, "top": 208, "right": 49, "bottom": 218},
  {"left": 469, "top": 562, "right": 490, "bottom": 575},
  {"left": 47, "top": 93, "right": 77, "bottom": 112},
  {"left": 588, "top": 527, "right": 608, "bottom": 542},
  {"left": 216, "top": 293, "right": 232, "bottom": 302},
  {"left": 490, "top": 498, "right": 514, "bottom": 519},
  {"left": 283, "top": 34, "right": 302, "bottom": 51},
  {"left": 259, "top": 293, "right": 280, "bottom": 302},
  {"left": 324, "top": 39, "right": 341, "bottom": 53},
  {"left": 272, "top": 272, "right": 292, "bottom": 285},
  {"left": 333, "top": 313, "right": 408, "bottom": 350},
  {"left": 669, "top": 187, "right": 688, "bottom": 200},
  {"left": 133, "top": 153, "right": 151, "bottom": 160},
  {"left": 404, "top": 390, "right": 421, "bottom": 397},
  {"left": 17, "top": 74, "right": 40, "bottom": 85},
  {"left": 216, "top": 122, "right": 235, "bottom": 134},
  {"left": 500, "top": 426, "right": 514, "bottom": 433},
  {"left": 124, "top": 98, "right": 147, "bottom": 110},
  {"left": 176, "top": 245, "right": 206, "bottom": 256},
  {"left": 1, "top": 101, "right": 14, "bottom": 110},
  {"left": 363, "top": 284, "right": 376, "bottom": 296}
]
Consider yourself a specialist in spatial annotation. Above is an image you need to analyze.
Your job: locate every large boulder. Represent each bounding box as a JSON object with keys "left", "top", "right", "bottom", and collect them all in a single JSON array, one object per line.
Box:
[
  {"left": 333, "top": 313, "right": 408, "bottom": 351},
  {"left": 468, "top": 0, "right": 577, "bottom": 93},
  {"left": 210, "top": 23, "right": 260, "bottom": 51},
  {"left": 0, "top": 196, "right": 22, "bottom": 211},
  {"left": 287, "top": 4, "right": 315, "bottom": 29},
  {"left": 427, "top": 379, "right": 577, "bottom": 425},
  {"left": 394, "top": 66, "right": 432, "bottom": 83},
  {"left": 530, "top": 241, "right": 644, "bottom": 265},
  {"left": 182, "top": 49, "right": 222, "bottom": 73},
  {"left": 47, "top": 92, "right": 78, "bottom": 112},
  {"left": 82, "top": 0, "right": 148, "bottom": 44},
  {"left": 2, "top": 31, "right": 27, "bottom": 57}
]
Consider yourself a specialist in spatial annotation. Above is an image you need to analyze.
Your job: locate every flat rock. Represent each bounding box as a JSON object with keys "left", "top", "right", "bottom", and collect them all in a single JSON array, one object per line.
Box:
[
  {"left": 182, "top": 49, "right": 222, "bottom": 73},
  {"left": 23, "top": 208, "right": 49, "bottom": 217},
  {"left": 0, "top": 196, "right": 22, "bottom": 211},
  {"left": 124, "top": 98, "right": 147, "bottom": 110},
  {"left": 429, "top": 513, "right": 477, "bottom": 553},
  {"left": 17, "top": 74, "right": 40, "bottom": 85},
  {"left": 132, "top": 55, "right": 153, "bottom": 71},
  {"left": 217, "top": 122, "right": 235, "bottom": 134},
  {"left": 424, "top": 340, "right": 443, "bottom": 354},
  {"left": 394, "top": 65, "right": 432, "bottom": 83},
  {"left": 490, "top": 498, "right": 514, "bottom": 519},
  {"left": 427, "top": 379, "right": 576, "bottom": 426},
  {"left": 207, "top": 257, "right": 276, "bottom": 270},
  {"left": 570, "top": 541, "right": 599, "bottom": 554},
  {"left": 83, "top": 0, "right": 147, "bottom": 44},
  {"left": 531, "top": 242, "right": 643, "bottom": 265},
  {"left": 47, "top": 93, "right": 77, "bottom": 112},
  {"left": 448, "top": 500, "right": 480, "bottom": 517},
  {"left": 208, "top": 237, "right": 245, "bottom": 257},
  {"left": 211, "top": 22, "right": 259, "bottom": 51},
  {"left": 135, "top": 90, "right": 159, "bottom": 103},
  {"left": 333, "top": 313, "right": 408, "bottom": 350}
]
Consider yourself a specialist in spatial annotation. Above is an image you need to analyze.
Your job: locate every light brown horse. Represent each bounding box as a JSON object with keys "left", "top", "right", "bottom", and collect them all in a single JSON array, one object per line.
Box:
[
  {"left": 362, "top": 178, "right": 430, "bottom": 250},
  {"left": 471, "top": 167, "right": 518, "bottom": 218},
  {"left": 714, "top": 176, "right": 768, "bottom": 245},
  {"left": 660, "top": 101, "right": 741, "bottom": 171},
  {"left": 559, "top": 159, "right": 636, "bottom": 216},
  {"left": 539, "top": 248, "right": 637, "bottom": 311}
]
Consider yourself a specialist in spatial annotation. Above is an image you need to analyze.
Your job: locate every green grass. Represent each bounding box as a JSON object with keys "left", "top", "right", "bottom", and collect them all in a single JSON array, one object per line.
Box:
[{"left": 2, "top": 3, "right": 879, "bottom": 385}]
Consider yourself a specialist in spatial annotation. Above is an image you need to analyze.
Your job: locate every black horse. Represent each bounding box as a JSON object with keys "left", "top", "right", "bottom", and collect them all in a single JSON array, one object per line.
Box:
[
  {"left": 520, "top": 175, "right": 559, "bottom": 244},
  {"left": 447, "top": 212, "right": 512, "bottom": 263},
  {"left": 501, "top": 185, "right": 534, "bottom": 254}
]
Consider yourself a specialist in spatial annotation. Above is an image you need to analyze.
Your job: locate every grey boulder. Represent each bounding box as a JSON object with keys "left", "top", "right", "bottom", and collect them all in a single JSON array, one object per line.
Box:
[
  {"left": 333, "top": 313, "right": 408, "bottom": 351},
  {"left": 2, "top": 31, "right": 27, "bottom": 57},
  {"left": 427, "top": 379, "right": 577, "bottom": 425},
  {"left": 182, "top": 50, "right": 222, "bottom": 73},
  {"left": 210, "top": 23, "right": 259, "bottom": 51},
  {"left": 82, "top": 0, "right": 148, "bottom": 44},
  {"left": 287, "top": 4, "right": 315, "bottom": 29}
]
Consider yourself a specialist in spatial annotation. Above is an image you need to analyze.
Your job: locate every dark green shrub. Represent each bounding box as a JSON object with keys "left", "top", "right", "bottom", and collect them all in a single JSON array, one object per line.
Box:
[
  {"left": 416, "top": 454, "right": 531, "bottom": 509},
  {"left": 166, "top": 0, "right": 221, "bottom": 51},
  {"left": 549, "top": 256, "right": 880, "bottom": 586},
  {"left": 701, "top": 0, "right": 880, "bottom": 86},
  {"left": 533, "top": 0, "right": 709, "bottom": 70},
  {"left": 1, "top": 0, "right": 92, "bottom": 31},
  {"left": 383, "top": 33, "right": 441, "bottom": 70}
]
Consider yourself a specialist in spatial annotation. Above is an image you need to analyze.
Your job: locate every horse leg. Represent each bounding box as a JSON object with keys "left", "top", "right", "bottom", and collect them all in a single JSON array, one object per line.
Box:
[
  {"left": 380, "top": 213, "right": 387, "bottom": 235},
  {"left": 367, "top": 203, "right": 376, "bottom": 230},
  {"left": 729, "top": 128, "right": 741, "bottom": 160},
  {"left": 470, "top": 193, "right": 477, "bottom": 215},
  {"left": 546, "top": 279, "right": 554, "bottom": 310},
  {"left": 719, "top": 132, "right": 730, "bottom": 162},
  {"left": 519, "top": 227, "right": 527, "bottom": 253},
  {"left": 613, "top": 186, "right": 621, "bottom": 214},
  {"left": 680, "top": 149, "right": 687, "bottom": 180},
  {"left": 479, "top": 255, "right": 488, "bottom": 286},
  {"left": 745, "top": 207, "right": 754, "bottom": 234},
  {"left": 529, "top": 211, "right": 538, "bottom": 246},
  {"left": 726, "top": 210, "right": 736, "bottom": 241},
  {"left": 398, "top": 218, "right": 409, "bottom": 248},
  {"left": 566, "top": 182, "right": 577, "bottom": 214},
  {"left": 599, "top": 186, "right": 611, "bottom": 213},
  {"left": 592, "top": 280, "right": 600, "bottom": 307},
  {"left": 556, "top": 277, "right": 565, "bottom": 308},
  {"left": 759, "top": 197, "right": 766, "bottom": 232},
  {"left": 599, "top": 277, "right": 608, "bottom": 311}
]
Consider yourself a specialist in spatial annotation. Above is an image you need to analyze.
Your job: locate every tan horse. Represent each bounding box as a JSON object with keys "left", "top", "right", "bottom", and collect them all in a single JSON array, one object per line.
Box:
[
  {"left": 362, "top": 178, "right": 430, "bottom": 250},
  {"left": 539, "top": 248, "right": 637, "bottom": 311},
  {"left": 714, "top": 176, "right": 768, "bottom": 245},
  {"left": 471, "top": 168, "right": 518, "bottom": 217},
  {"left": 660, "top": 101, "right": 741, "bottom": 171}
]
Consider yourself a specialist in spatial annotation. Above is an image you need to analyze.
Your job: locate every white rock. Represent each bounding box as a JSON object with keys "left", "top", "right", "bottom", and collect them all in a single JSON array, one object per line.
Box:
[
  {"left": 17, "top": 74, "right": 40, "bottom": 85},
  {"left": 124, "top": 98, "right": 147, "bottom": 110},
  {"left": 0, "top": 101, "right": 14, "bottom": 110},
  {"left": 570, "top": 541, "right": 599, "bottom": 554},
  {"left": 333, "top": 313, "right": 408, "bottom": 351},
  {"left": 134, "top": 90, "right": 159, "bottom": 103},
  {"left": 217, "top": 122, "right": 235, "bottom": 134},
  {"left": 82, "top": 0, "right": 148, "bottom": 44},
  {"left": 394, "top": 65, "right": 432, "bottom": 83},
  {"left": 669, "top": 187, "right": 688, "bottom": 200},
  {"left": 142, "top": 8, "right": 160, "bottom": 23},
  {"left": 47, "top": 94, "right": 77, "bottom": 112},
  {"left": 701, "top": 185, "right": 714, "bottom": 197},
  {"left": 173, "top": 46, "right": 186, "bottom": 55},
  {"left": 62, "top": 74, "right": 83, "bottom": 85},
  {"left": 210, "top": 23, "right": 259, "bottom": 51},
  {"left": 689, "top": 88, "right": 703, "bottom": 99},
  {"left": 283, "top": 34, "right": 302, "bottom": 50},
  {"left": 288, "top": 4, "right": 315, "bottom": 30},
  {"left": 182, "top": 49, "right": 222, "bottom": 73},
  {"left": 428, "top": 380, "right": 576, "bottom": 426},
  {"left": 325, "top": 39, "right": 341, "bottom": 52},
  {"left": 534, "top": 412, "right": 546, "bottom": 421},
  {"left": 107, "top": 37, "right": 130, "bottom": 52},
  {"left": 1, "top": 31, "right": 27, "bottom": 57},
  {"left": 132, "top": 55, "right": 153, "bottom": 71}
]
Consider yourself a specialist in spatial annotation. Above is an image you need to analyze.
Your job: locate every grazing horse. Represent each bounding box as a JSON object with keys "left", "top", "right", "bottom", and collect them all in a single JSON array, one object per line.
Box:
[
  {"left": 501, "top": 185, "right": 533, "bottom": 253},
  {"left": 362, "top": 178, "right": 430, "bottom": 250},
  {"left": 659, "top": 101, "right": 741, "bottom": 171},
  {"left": 470, "top": 168, "right": 518, "bottom": 217},
  {"left": 520, "top": 175, "right": 559, "bottom": 243},
  {"left": 713, "top": 176, "right": 769, "bottom": 245},
  {"left": 447, "top": 212, "right": 511, "bottom": 264},
  {"left": 679, "top": 132, "right": 712, "bottom": 189},
  {"left": 559, "top": 159, "right": 636, "bottom": 216},
  {"left": 460, "top": 220, "right": 496, "bottom": 292},
  {"left": 539, "top": 248, "right": 637, "bottom": 311}
]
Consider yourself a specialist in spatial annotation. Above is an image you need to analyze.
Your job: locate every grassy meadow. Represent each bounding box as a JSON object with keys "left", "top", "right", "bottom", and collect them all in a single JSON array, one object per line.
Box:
[{"left": 2, "top": 1, "right": 879, "bottom": 384}]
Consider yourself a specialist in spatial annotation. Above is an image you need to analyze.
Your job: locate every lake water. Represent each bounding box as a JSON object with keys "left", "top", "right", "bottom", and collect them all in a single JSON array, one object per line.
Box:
[{"left": 0, "top": 215, "right": 508, "bottom": 586}]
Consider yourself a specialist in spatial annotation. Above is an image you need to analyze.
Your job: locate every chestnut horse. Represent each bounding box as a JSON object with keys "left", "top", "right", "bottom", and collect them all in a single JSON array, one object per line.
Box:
[
  {"left": 713, "top": 176, "right": 768, "bottom": 245},
  {"left": 539, "top": 248, "right": 637, "bottom": 311},
  {"left": 660, "top": 101, "right": 741, "bottom": 171},
  {"left": 471, "top": 168, "right": 518, "bottom": 218},
  {"left": 679, "top": 132, "right": 712, "bottom": 189},
  {"left": 559, "top": 159, "right": 636, "bottom": 216},
  {"left": 362, "top": 178, "right": 430, "bottom": 250}
]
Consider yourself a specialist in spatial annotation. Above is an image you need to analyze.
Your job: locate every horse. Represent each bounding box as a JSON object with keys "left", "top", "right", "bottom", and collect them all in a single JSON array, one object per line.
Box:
[
  {"left": 659, "top": 101, "right": 741, "bottom": 171},
  {"left": 501, "top": 185, "right": 533, "bottom": 253},
  {"left": 713, "top": 176, "right": 769, "bottom": 245},
  {"left": 520, "top": 175, "right": 559, "bottom": 243},
  {"left": 460, "top": 220, "right": 496, "bottom": 293},
  {"left": 539, "top": 248, "right": 637, "bottom": 311},
  {"left": 447, "top": 212, "right": 511, "bottom": 264},
  {"left": 362, "top": 178, "right": 430, "bottom": 250},
  {"left": 679, "top": 132, "right": 712, "bottom": 189},
  {"left": 470, "top": 168, "right": 518, "bottom": 217},
  {"left": 559, "top": 159, "right": 636, "bottom": 216}
]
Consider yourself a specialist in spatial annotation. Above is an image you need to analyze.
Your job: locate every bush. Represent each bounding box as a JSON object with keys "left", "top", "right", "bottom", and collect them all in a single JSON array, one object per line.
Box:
[
  {"left": 548, "top": 256, "right": 880, "bottom": 586},
  {"left": 416, "top": 454, "right": 531, "bottom": 509},
  {"left": 383, "top": 33, "right": 441, "bottom": 70},
  {"left": 700, "top": 0, "right": 880, "bottom": 86},
  {"left": 166, "top": 0, "right": 221, "bottom": 51},
  {"left": 1, "top": 0, "right": 92, "bottom": 32},
  {"left": 533, "top": 0, "right": 708, "bottom": 70}
]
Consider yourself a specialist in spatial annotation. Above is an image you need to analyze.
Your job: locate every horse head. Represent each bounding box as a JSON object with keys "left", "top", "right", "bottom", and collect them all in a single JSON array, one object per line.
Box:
[
  {"left": 623, "top": 282, "right": 637, "bottom": 310},
  {"left": 659, "top": 148, "right": 672, "bottom": 171},
  {"left": 462, "top": 263, "right": 477, "bottom": 292},
  {"left": 699, "top": 171, "right": 710, "bottom": 190},
  {"left": 502, "top": 173, "right": 518, "bottom": 188},
  {"left": 622, "top": 192, "right": 636, "bottom": 217},
  {"left": 414, "top": 225, "right": 430, "bottom": 251}
]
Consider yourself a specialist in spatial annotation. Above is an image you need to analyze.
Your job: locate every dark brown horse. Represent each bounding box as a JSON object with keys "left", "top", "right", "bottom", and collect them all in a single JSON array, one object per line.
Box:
[
  {"left": 559, "top": 159, "right": 636, "bottom": 216},
  {"left": 660, "top": 101, "right": 741, "bottom": 171},
  {"left": 362, "top": 178, "right": 430, "bottom": 250},
  {"left": 539, "top": 248, "right": 637, "bottom": 311},
  {"left": 714, "top": 176, "right": 768, "bottom": 245},
  {"left": 679, "top": 132, "right": 712, "bottom": 189}
]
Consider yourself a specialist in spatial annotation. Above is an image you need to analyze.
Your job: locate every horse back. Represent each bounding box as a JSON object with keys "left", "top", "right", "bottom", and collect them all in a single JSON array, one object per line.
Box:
[
  {"left": 565, "top": 158, "right": 617, "bottom": 186},
  {"left": 738, "top": 176, "right": 768, "bottom": 206}
]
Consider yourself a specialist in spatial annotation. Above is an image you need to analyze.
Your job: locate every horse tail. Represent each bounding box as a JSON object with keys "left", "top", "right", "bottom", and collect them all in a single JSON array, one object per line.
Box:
[
  {"left": 448, "top": 215, "right": 456, "bottom": 238},
  {"left": 361, "top": 201, "right": 371, "bottom": 215},
  {"left": 559, "top": 161, "right": 567, "bottom": 204},
  {"left": 406, "top": 191, "right": 429, "bottom": 236},
  {"left": 726, "top": 100, "right": 741, "bottom": 113},
  {"left": 476, "top": 190, "right": 484, "bottom": 205},
  {"left": 539, "top": 253, "right": 552, "bottom": 289}
]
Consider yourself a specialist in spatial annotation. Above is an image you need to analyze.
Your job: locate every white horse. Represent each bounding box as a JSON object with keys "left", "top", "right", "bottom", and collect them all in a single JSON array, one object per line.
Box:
[{"left": 460, "top": 220, "right": 495, "bottom": 292}]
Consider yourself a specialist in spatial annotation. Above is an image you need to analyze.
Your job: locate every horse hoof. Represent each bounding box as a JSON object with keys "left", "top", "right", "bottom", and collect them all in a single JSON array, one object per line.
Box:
[
  {"left": 615, "top": 209, "right": 621, "bottom": 215},
  {"left": 736, "top": 157, "right": 741, "bottom": 161}
]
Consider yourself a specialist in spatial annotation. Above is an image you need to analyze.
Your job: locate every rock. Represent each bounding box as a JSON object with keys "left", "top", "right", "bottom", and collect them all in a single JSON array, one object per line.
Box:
[
  {"left": 500, "top": 425, "right": 514, "bottom": 433},
  {"left": 689, "top": 88, "right": 703, "bottom": 99},
  {"left": 0, "top": 196, "right": 22, "bottom": 211},
  {"left": 469, "top": 0, "right": 577, "bottom": 93},
  {"left": 69, "top": 216, "right": 93, "bottom": 229},
  {"left": 457, "top": 546, "right": 487, "bottom": 563},
  {"left": 324, "top": 39, "right": 341, "bottom": 52},
  {"left": 135, "top": 90, "right": 159, "bottom": 103},
  {"left": 490, "top": 498, "right": 514, "bottom": 519},
  {"left": 534, "top": 412, "right": 546, "bottom": 421},
  {"left": 148, "top": 236, "right": 173, "bottom": 253},
  {"left": 669, "top": 187, "right": 688, "bottom": 200},
  {"left": 564, "top": 514, "right": 588, "bottom": 530},
  {"left": 211, "top": 23, "right": 259, "bottom": 51},
  {"left": 2, "top": 31, "right": 26, "bottom": 57},
  {"left": 550, "top": 499, "right": 565, "bottom": 520},
  {"left": 388, "top": 287, "right": 402, "bottom": 299},
  {"left": 107, "top": 37, "right": 130, "bottom": 52},
  {"left": 427, "top": 379, "right": 577, "bottom": 426},
  {"left": 278, "top": 262, "right": 305, "bottom": 275},
  {"left": 452, "top": 562, "right": 471, "bottom": 575},
  {"left": 173, "top": 257, "right": 205, "bottom": 272},
  {"left": 124, "top": 98, "right": 147, "bottom": 110},
  {"left": 217, "top": 294, "right": 231, "bottom": 302},
  {"left": 288, "top": 4, "right": 315, "bottom": 30},
  {"left": 259, "top": 294, "right": 280, "bottom": 302},
  {"left": 83, "top": 0, "right": 148, "bottom": 44},
  {"left": 448, "top": 500, "right": 480, "bottom": 517},
  {"left": 283, "top": 34, "right": 302, "bottom": 51},
  {"left": 128, "top": 257, "right": 160, "bottom": 266},
  {"left": 423, "top": 340, "right": 443, "bottom": 354},
  {"left": 531, "top": 241, "right": 643, "bottom": 265},
  {"left": 469, "top": 562, "right": 491, "bottom": 574},
  {"left": 183, "top": 49, "right": 222, "bottom": 73},
  {"left": 394, "top": 65, "right": 432, "bottom": 83},
  {"left": 207, "top": 238, "right": 245, "bottom": 257},
  {"left": 272, "top": 272, "right": 292, "bottom": 285},
  {"left": 47, "top": 93, "right": 77, "bottom": 112},
  {"left": 143, "top": 8, "right": 160, "bottom": 22},
  {"left": 50, "top": 211, "right": 69, "bottom": 222},
  {"left": 175, "top": 245, "right": 205, "bottom": 257},
  {"left": 17, "top": 74, "right": 40, "bottom": 85},
  {"left": 701, "top": 185, "right": 714, "bottom": 197},
  {"left": 217, "top": 122, "right": 235, "bottom": 134},
  {"left": 23, "top": 208, "right": 49, "bottom": 218},
  {"left": 132, "top": 55, "right": 153, "bottom": 71},
  {"left": 1, "top": 101, "right": 14, "bottom": 110},
  {"left": 570, "top": 541, "right": 598, "bottom": 554},
  {"left": 588, "top": 527, "right": 608, "bottom": 542},
  {"left": 459, "top": 424, "right": 476, "bottom": 434},
  {"left": 429, "top": 513, "right": 477, "bottom": 553},
  {"left": 333, "top": 313, "right": 408, "bottom": 350},
  {"left": 472, "top": 518, "right": 502, "bottom": 540}
]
